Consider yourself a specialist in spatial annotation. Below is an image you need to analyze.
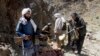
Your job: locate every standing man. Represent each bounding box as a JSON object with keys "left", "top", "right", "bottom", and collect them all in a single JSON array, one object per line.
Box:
[
  {"left": 68, "top": 13, "right": 87, "bottom": 55},
  {"left": 54, "top": 13, "right": 66, "bottom": 48},
  {"left": 16, "top": 8, "right": 39, "bottom": 56}
]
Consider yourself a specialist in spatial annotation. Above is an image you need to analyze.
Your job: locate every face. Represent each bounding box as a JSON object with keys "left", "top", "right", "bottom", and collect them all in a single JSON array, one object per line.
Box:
[
  {"left": 71, "top": 14, "right": 76, "bottom": 20},
  {"left": 24, "top": 11, "right": 32, "bottom": 18}
]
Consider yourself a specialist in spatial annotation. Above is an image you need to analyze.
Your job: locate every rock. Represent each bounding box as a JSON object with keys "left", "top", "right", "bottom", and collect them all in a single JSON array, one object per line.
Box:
[
  {"left": 86, "top": 32, "right": 96, "bottom": 40},
  {"left": 0, "top": 43, "right": 14, "bottom": 56},
  {"left": 93, "top": 31, "right": 100, "bottom": 41},
  {"left": 0, "top": 0, "right": 100, "bottom": 56}
]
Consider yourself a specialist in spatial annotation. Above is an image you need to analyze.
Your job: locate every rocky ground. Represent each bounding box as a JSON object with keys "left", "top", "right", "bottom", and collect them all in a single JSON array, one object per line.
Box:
[
  {"left": 0, "top": 32, "right": 100, "bottom": 56},
  {"left": 0, "top": 0, "right": 100, "bottom": 56},
  {"left": 64, "top": 32, "right": 100, "bottom": 56}
]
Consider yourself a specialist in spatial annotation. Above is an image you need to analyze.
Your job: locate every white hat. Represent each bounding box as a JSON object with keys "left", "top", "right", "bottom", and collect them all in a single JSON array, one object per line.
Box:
[
  {"left": 21, "top": 8, "right": 32, "bottom": 16},
  {"left": 54, "top": 13, "right": 62, "bottom": 18}
]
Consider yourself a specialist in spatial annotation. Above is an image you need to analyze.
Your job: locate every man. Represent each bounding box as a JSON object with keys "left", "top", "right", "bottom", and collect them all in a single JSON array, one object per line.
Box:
[
  {"left": 42, "top": 23, "right": 52, "bottom": 41},
  {"left": 68, "top": 13, "right": 86, "bottom": 55},
  {"left": 54, "top": 13, "right": 66, "bottom": 48},
  {"left": 16, "top": 8, "right": 39, "bottom": 56}
]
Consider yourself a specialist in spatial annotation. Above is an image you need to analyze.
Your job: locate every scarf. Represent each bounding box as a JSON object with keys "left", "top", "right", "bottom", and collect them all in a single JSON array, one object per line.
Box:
[{"left": 20, "top": 17, "right": 37, "bottom": 32}]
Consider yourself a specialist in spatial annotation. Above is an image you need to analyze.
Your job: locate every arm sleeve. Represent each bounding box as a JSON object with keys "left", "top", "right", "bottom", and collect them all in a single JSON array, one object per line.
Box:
[
  {"left": 16, "top": 21, "right": 25, "bottom": 37},
  {"left": 42, "top": 25, "right": 48, "bottom": 31},
  {"left": 79, "top": 18, "right": 86, "bottom": 29},
  {"left": 34, "top": 27, "right": 40, "bottom": 35},
  {"left": 54, "top": 19, "right": 59, "bottom": 33}
]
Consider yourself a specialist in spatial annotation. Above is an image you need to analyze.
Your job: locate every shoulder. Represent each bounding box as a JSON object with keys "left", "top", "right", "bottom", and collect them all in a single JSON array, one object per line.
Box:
[
  {"left": 67, "top": 19, "right": 72, "bottom": 23},
  {"left": 79, "top": 18, "right": 84, "bottom": 21},
  {"left": 79, "top": 18, "right": 87, "bottom": 25},
  {"left": 80, "top": 18, "right": 86, "bottom": 23},
  {"left": 17, "top": 17, "right": 23, "bottom": 25}
]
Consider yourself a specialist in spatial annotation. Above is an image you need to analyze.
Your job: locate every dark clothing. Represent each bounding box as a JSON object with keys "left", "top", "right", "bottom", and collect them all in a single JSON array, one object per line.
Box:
[
  {"left": 75, "top": 18, "right": 86, "bottom": 36},
  {"left": 67, "top": 25, "right": 71, "bottom": 45},
  {"left": 69, "top": 18, "right": 86, "bottom": 36},
  {"left": 68, "top": 17, "right": 86, "bottom": 54},
  {"left": 76, "top": 35, "right": 85, "bottom": 54},
  {"left": 42, "top": 25, "right": 51, "bottom": 33},
  {"left": 42, "top": 25, "right": 51, "bottom": 37}
]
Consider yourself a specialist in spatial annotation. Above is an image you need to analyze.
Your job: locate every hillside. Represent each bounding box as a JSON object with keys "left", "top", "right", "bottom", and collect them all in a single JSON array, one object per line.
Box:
[{"left": 0, "top": 0, "right": 100, "bottom": 56}]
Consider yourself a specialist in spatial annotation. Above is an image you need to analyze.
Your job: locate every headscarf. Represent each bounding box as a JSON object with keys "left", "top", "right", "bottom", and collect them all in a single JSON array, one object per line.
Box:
[{"left": 22, "top": 8, "right": 32, "bottom": 16}]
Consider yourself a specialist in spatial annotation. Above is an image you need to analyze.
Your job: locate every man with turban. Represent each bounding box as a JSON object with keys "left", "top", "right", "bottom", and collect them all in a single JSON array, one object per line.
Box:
[{"left": 16, "top": 8, "right": 39, "bottom": 56}]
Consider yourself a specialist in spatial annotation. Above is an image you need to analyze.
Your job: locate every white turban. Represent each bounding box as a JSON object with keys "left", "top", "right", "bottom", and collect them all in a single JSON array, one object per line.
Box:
[
  {"left": 54, "top": 13, "right": 66, "bottom": 22},
  {"left": 54, "top": 13, "right": 62, "bottom": 18},
  {"left": 21, "top": 8, "right": 32, "bottom": 16}
]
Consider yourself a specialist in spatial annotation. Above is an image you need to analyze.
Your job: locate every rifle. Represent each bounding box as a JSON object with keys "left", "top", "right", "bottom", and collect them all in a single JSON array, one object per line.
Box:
[{"left": 66, "top": 25, "right": 86, "bottom": 40}]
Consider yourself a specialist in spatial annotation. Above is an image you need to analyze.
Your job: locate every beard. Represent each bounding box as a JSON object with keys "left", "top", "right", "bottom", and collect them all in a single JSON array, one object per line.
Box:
[{"left": 24, "top": 15, "right": 31, "bottom": 21}]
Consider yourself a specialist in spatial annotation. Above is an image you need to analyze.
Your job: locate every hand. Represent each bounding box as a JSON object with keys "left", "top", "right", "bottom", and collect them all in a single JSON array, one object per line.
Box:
[
  {"left": 55, "top": 31, "right": 62, "bottom": 35},
  {"left": 24, "top": 35, "right": 31, "bottom": 40},
  {"left": 76, "top": 28, "right": 79, "bottom": 30},
  {"left": 54, "top": 32, "right": 59, "bottom": 35},
  {"left": 74, "top": 28, "right": 79, "bottom": 31},
  {"left": 24, "top": 36, "right": 29, "bottom": 40}
]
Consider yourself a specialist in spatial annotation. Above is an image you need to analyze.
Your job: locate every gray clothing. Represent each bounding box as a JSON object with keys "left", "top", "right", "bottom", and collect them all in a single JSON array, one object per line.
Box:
[
  {"left": 23, "top": 48, "right": 34, "bottom": 56},
  {"left": 54, "top": 17, "right": 66, "bottom": 34}
]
